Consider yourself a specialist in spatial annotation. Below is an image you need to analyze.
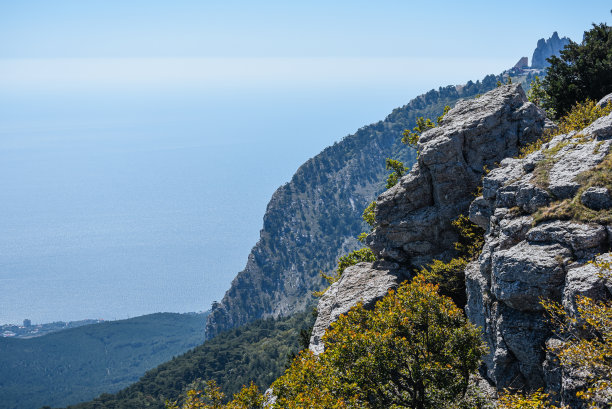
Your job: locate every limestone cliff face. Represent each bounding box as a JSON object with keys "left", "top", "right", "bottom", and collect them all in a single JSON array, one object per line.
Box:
[
  {"left": 206, "top": 79, "right": 502, "bottom": 339},
  {"left": 368, "top": 84, "right": 547, "bottom": 269},
  {"left": 310, "top": 84, "right": 547, "bottom": 353},
  {"left": 466, "top": 98, "right": 612, "bottom": 406},
  {"left": 531, "top": 32, "right": 571, "bottom": 69}
]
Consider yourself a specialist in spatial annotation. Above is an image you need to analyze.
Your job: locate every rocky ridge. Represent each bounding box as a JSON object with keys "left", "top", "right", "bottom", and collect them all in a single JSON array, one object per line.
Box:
[
  {"left": 531, "top": 32, "right": 571, "bottom": 69},
  {"left": 466, "top": 96, "right": 612, "bottom": 405},
  {"left": 310, "top": 84, "right": 548, "bottom": 353},
  {"left": 310, "top": 85, "right": 612, "bottom": 406}
]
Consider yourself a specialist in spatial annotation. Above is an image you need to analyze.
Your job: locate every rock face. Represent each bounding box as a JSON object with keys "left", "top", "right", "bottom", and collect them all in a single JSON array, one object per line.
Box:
[
  {"left": 368, "top": 84, "right": 547, "bottom": 270},
  {"left": 310, "top": 84, "right": 547, "bottom": 353},
  {"left": 531, "top": 32, "right": 571, "bottom": 69},
  {"left": 466, "top": 108, "right": 612, "bottom": 405},
  {"left": 309, "top": 261, "right": 410, "bottom": 354}
]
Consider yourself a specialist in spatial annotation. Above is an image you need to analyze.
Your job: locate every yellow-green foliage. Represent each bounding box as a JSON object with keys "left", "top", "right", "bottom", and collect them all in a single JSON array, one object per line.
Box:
[
  {"left": 556, "top": 99, "right": 612, "bottom": 136},
  {"left": 451, "top": 214, "right": 485, "bottom": 260},
  {"left": 315, "top": 248, "right": 376, "bottom": 296},
  {"left": 497, "top": 389, "right": 559, "bottom": 409},
  {"left": 541, "top": 262, "right": 612, "bottom": 408},
  {"left": 271, "top": 350, "right": 362, "bottom": 408},
  {"left": 517, "top": 99, "right": 612, "bottom": 159},
  {"left": 385, "top": 158, "right": 408, "bottom": 189},
  {"left": 273, "top": 277, "right": 486, "bottom": 409},
  {"left": 362, "top": 201, "right": 376, "bottom": 228},
  {"left": 419, "top": 258, "right": 468, "bottom": 309},
  {"left": 534, "top": 152, "right": 612, "bottom": 224},
  {"left": 335, "top": 248, "right": 376, "bottom": 277},
  {"left": 527, "top": 76, "right": 547, "bottom": 109},
  {"left": 401, "top": 105, "right": 450, "bottom": 148},
  {"left": 419, "top": 215, "right": 484, "bottom": 309},
  {"left": 166, "top": 380, "right": 264, "bottom": 409}
]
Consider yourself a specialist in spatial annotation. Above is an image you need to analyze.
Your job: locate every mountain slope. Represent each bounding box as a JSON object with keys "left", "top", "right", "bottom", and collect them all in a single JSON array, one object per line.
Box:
[
  {"left": 64, "top": 311, "right": 314, "bottom": 409},
  {"left": 0, "top": 312, "right": 207, "bottom": 409},
  {"left": 205, "top": 75, "right": 504, "bottom": 339}
]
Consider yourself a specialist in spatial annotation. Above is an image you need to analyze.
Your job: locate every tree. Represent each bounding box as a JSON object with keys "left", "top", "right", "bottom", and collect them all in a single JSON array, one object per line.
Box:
[
  {"left": 385, "top": 158, "right": 408, "bottom": 189},
  {"left": 527, "top": 76, "right": 547, "bottom": 108},
  {"left": 543, "top": 23, "right": 612, "bottom": 117},
  {"left": 273, "top": 277, "right": 486, "bottom": 409},
  {"left": 166, "top": 380, "right": 264, "bottom": 409},
  {"left": 401, "top": 106, "right": 450, "bottom": 149}
]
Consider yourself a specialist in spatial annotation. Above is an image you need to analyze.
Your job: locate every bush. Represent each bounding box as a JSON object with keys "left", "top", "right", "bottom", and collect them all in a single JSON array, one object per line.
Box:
[{"left": 273, "top": 277, "right": 486, "bottom": 409}]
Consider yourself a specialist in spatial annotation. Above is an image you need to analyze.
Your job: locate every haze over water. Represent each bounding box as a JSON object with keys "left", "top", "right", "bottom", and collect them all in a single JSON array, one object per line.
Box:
[{"left": 0, "top": 76, "right": 464, "bottom": 325}]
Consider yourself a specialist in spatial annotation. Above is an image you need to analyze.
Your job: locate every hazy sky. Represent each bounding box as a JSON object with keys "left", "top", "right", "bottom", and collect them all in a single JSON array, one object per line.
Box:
[{"left": 1, "top": 1, "right": 610, "bottom": 90}]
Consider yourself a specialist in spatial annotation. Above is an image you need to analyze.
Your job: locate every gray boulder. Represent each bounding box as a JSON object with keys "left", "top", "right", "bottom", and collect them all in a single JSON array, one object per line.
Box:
[
  {"left": 597, "top": 92, "right": 612, "bottom": 109},
  {"left": 581, "top": 187, "right": 612, "bottom": 210},
  {"left": 309, "top": 261, "right": 409, "bottom": 354}
]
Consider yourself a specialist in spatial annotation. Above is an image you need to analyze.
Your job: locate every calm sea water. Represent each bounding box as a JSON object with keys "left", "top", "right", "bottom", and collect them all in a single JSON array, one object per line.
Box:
[{"left": 0, "top": 83, "right": 424, "bottom": 324}]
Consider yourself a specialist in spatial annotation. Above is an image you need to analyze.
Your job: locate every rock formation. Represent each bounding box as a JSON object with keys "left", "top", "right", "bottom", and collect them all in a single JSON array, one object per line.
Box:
[
  {"left": 309, "top": 261, "right": 410, "bottom": 354},
  {"left": 466, "top": 102, "right": 612, "bottom": 406},
  {"left": 367, "top": 84, "right": 547, "bottom": 269},
  {"left": 310, "top": 84, "right": 548, "bottom": 353},
  {"left": 513, "top": 57, "right": 529, "bottom": 70},
  {"left": 206, "top": 76, "right": 503, "bottom": 339},
  {"left": 531, "top": 32, "right": 571, "bottom": 69},
  {"left": 311, "top": 84, "right": 612, "bottom": 406}
]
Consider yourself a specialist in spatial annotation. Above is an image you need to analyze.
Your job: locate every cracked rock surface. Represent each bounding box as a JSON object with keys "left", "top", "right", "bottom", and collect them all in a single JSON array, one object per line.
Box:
[
  {"left": 368, "top": 84, "right": 546, "bottom": 269},
  {"left": 467, "top": 107, "right": 612, "bottom": 406}
]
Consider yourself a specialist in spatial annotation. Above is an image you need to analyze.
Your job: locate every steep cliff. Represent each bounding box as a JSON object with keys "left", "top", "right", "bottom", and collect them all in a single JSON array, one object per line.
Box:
[
  {"left": 206, "top": 76, "right": 503, "bottom": 339},
  {"left": 466, "top": 95, "right": 612, "bottom": 406},
  {"left": 310, "top": 84, "right": 548, "bottom": 353},
  {"left": 531, "top": 31, "right": 571, "bottom": 69}
]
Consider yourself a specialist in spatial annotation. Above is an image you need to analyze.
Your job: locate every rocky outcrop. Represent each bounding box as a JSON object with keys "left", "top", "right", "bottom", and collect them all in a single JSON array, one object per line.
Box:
[
  {"left": 513, "top": 57, "right": 529, "bottom": 69},
  {"left": 206, "top": 76, "right": 504, "bottom": 339},
  {"left": 309, "top": 261, "right": 410, "bottom": 354},
  {"left": 531, "top": 32, "right": 571, "bottom": 69},
  {"left": 367, "top": 84, "right": 547, "bottom": 269},
  {"left": 466, "top": 107, "right": 612, "bottom": 405},
  {"left": 309, "top": 84, "right": 547, "bottom": 353}
]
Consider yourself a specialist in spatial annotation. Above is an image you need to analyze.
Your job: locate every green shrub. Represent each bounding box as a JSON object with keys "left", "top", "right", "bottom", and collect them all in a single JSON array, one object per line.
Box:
[{"left": 273, "top": 277, "right": 486, "bottom": 409}]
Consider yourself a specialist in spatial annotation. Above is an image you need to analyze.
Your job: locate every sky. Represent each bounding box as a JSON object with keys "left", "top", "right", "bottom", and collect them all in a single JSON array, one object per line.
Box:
[{"left": 1, "top": 1, "right": 610, "bottom": 90}]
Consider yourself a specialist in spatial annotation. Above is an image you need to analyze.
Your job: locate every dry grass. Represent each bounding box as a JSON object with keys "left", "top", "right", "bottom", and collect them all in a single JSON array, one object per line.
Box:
[{"left": 533, "top": 153, "right": 612, "bottom": 224}]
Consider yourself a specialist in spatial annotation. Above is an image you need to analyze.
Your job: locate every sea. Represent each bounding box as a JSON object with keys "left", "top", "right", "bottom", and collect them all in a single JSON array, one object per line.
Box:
[
  {"left": 0, "top": 84, "right": 408, "bottom": 324},
  {"left": 0, "top": 59, "right": 508, "bottom": 325}
]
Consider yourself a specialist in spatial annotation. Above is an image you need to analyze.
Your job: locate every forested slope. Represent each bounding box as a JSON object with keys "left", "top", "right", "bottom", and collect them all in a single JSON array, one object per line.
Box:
[{"left": 0, "top": 313, "right": 207, "bottom": 409}]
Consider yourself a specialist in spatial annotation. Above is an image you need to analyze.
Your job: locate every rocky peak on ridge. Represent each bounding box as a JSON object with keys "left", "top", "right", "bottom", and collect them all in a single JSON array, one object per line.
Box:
[{"left": 531, "top": 31, "right": 571, "bottom": 69}]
